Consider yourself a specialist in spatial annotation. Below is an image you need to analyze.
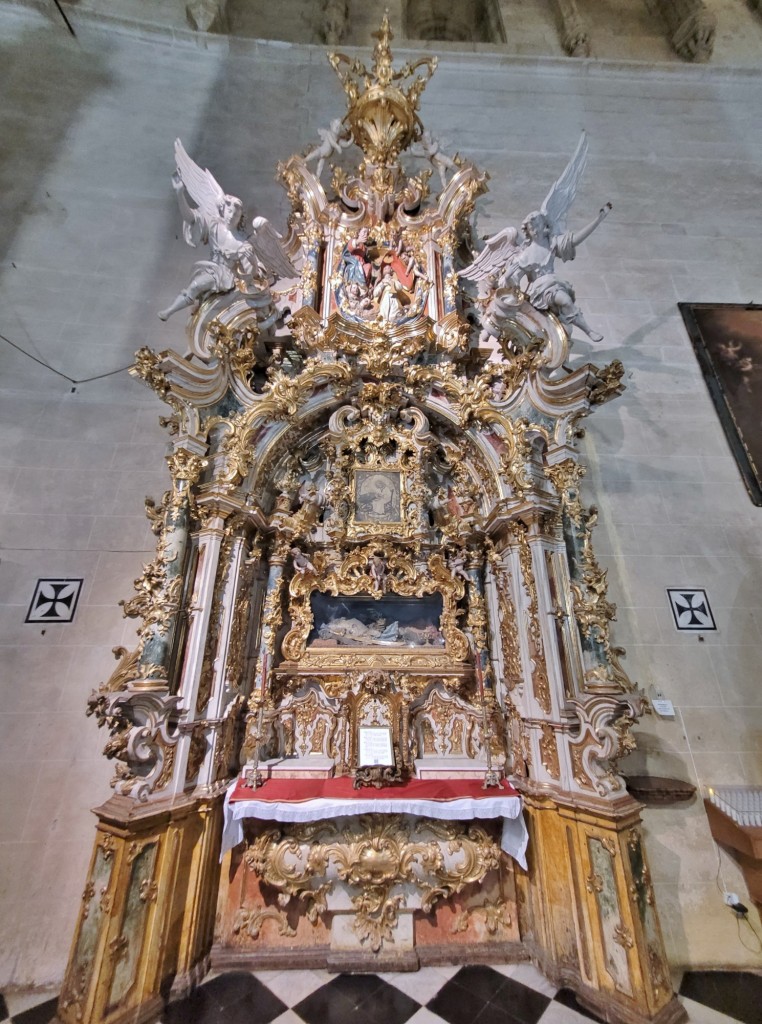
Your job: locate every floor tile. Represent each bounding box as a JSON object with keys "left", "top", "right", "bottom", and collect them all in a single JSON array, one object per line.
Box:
[
  {"left": 293, "top": 981, "right": 363, "bottom": 1024},
  {"left": 492, "top": 964, "right": 558, "bottom": 999},
  {"left": 12, "top": 998, "right": 59, "bottom": 1024},
  {"left": 254, "top": 971, "right": 288, "bottom": 986},
  {"left": 2, "top": 993, "right": 57, "bottom": 1019},
  {"left": 164, "top": 972, "right": 287, "bottom": 1024},
  {"left": 427, "top": 979, "right": 487, "bottom": 1024},
  {"left": 360, "top": 979, "right": 421, "bottom": 1024},
  {"left": 204, "top": 971, "right": 280, "bottom": 1009},
  {"left": 162, "top": 986, "right": 219, "bottom": 1024},
  {"left": 551, "top": 990, "right": 605, "bottom": 1023},
  {"left": 257, "top": 970, "right": 331, "bottom": 1007},
  {"left": 473, "top": 1002, "right": 531, "bottom": 1024},
  {"left": 378, "top": 967, "right": 452, "bottom": 1004},
  {"left": 326, "top": 972, "right": 386, "bottom": 1004},
  {"left": 491, "top": 977, "right": 550, "bottom": 1024},
  {"left": 537, "top": 1002, "right": 601, "bottom": 1024},
  {"left": 271, "top": 1011, "right": 308, "bottom": 1024},
  {"left": 429, "top": 965, "right": 463, "bottom": 981},
  {"left": 450, "top": 965, "right": 508, "bottom": 1003},
  {"left": 405, "top": 1010, "right": 450, "bottom": 1024},
  {"left": 680, "top": 971, "right": 762, "bottom": 1024},
  {"left": 224, "top": 996, "right": 290, "bottom": 1024},
  {"left": 680, "top": 996, "right": 748, "bottom": 1024}
]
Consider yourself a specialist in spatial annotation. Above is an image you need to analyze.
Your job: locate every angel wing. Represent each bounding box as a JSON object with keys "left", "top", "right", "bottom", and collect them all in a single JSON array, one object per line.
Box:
[
  {"left": 540, "top": 132, "right": 588, "bottom": 237},
  {"left": 250, "top": 216, "right": 297, "bottom": 280},
  {"left": 174, "top": 138, "right": 226, "bottom": 223},
  {"left": 457, "top": 226, "right": 521, "bottom": 282}
]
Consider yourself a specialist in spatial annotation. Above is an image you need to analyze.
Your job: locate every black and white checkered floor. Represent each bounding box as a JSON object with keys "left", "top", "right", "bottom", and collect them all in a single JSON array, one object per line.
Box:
[{"left": 2, "top": 964, "right": 760, "bottom": 1024}]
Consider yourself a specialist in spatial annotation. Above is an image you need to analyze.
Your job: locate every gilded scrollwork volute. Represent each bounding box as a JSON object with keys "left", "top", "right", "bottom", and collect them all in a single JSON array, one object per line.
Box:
[
  {"left": 567, "top": 693, "right": 643, "bottom": 795},
  {"left": 242, "top": 815, "right": 501, "bottom": 953}
]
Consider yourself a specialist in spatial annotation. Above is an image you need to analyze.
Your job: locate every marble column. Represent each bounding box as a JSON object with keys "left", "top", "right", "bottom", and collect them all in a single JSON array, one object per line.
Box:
[
  {"left": 168, "top": 512, "right": 227, "bottom": 796},
  {"left": 135, "top": 449, "right": 205, "bottom": 688}
]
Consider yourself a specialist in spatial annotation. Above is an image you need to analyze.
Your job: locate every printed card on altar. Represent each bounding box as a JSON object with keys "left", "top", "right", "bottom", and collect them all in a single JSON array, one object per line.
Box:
[{"left": 358, "top": 726, "right": 395, "bottom": 767}]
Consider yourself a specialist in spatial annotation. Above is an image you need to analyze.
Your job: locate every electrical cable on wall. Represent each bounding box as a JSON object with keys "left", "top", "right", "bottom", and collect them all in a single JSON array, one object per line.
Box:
[{"left": 0, "top": 331, "right": 132, "bottom": 387}]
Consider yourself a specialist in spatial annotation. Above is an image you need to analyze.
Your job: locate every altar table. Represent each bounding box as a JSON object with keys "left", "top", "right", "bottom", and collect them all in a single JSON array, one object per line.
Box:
[{"left": 221, "top": 776, "right": 528, "bottom": 868}]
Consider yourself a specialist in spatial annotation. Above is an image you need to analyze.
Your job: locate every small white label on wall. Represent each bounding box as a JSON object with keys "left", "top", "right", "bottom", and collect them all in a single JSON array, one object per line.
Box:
[
  {"left": 652, "top": 699, "right": 676, "bottom": 718},
  {"left": 666, "top": 588, "right": 716, "bottom": 632}
]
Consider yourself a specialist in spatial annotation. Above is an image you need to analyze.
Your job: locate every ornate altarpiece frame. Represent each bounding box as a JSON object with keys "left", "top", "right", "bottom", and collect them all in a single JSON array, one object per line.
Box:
[{"left": 59, "top": 18, "right": 686, "bottom": 1024}]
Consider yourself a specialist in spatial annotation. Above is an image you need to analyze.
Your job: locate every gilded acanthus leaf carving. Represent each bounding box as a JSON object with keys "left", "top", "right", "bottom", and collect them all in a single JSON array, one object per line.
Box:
[
  {"left": 488, "top": 555, "right": 522, "bottom": 691},
  {"left": 144, "top": 492, "right": 170, "bottom": 535},
  {"left": 120, "top": 552, "right": 183, "bottom": 640},
  {"left": 242, "top": 816, "right": 501, "bottom": 952},
  {"left": 232, "top": 905, "right": 296, "bottom": 940},
  {"left": 538, "top": 722, "right": 560, "bottom": 780},
  {"left": 568, "top": 503, "right": 635, "bottom": 694},
  {"left": 131, "top": 346, "right": 170, "bottom": 398},
  {"left": 451, "top": 898, "right": 513, "bottom": 935},
  {"left": 589, "top": 359, "right": 625, "bottom": 405},
  {"left": 515, "top": 528, "right": 551, "bottom": 714}
]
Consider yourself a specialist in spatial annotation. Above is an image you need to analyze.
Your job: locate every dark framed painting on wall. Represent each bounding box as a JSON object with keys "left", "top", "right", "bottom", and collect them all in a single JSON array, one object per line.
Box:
[{"left": 679, "top": 303, "right": 762, "bottom": 506}]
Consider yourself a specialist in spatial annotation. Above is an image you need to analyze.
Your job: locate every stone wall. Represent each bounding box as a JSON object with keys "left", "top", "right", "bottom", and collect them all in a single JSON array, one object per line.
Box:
[{"left": 1, "top": 1, "right": 761, "bottom": 989}]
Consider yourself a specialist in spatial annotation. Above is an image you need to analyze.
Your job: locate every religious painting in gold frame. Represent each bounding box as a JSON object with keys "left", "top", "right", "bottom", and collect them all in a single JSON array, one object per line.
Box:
[
  {"left": 353, "top": 470, "right": 402, "bottom": 525},
  {"left": 680, "top": 302, "right": 762, "bottom": 505}
]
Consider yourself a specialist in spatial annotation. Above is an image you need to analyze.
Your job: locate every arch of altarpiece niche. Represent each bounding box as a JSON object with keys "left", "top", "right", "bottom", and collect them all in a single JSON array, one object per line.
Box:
[{"left": 237, "top": 397, "right": 506, "bottom": 515}]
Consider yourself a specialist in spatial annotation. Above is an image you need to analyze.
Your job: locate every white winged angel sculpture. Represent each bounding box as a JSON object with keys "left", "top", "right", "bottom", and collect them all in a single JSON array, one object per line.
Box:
[
  {"left": 158, "top": 139, "right": 296, "bottom": 321},
  {"left": 460, "top": 134, "right": 611, "bottom": 343}
]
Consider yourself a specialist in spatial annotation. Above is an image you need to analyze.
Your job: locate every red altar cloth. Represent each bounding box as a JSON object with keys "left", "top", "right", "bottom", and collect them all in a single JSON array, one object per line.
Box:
[
  {"left": 229, "top": 776, "right": 520, "bottom": 804},
  {"left": 222, "top": 775, "right": 527, "bottom": 867}
]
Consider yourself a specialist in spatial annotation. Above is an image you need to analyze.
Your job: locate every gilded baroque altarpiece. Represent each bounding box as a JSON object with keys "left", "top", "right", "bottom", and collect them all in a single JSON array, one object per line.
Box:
[{"left": 58, "top": 19, "right": 685, "bottom": 1024}]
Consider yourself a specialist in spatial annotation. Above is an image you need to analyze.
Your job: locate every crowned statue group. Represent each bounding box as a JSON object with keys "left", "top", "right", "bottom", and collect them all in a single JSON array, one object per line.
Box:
[
  {"left": 157, "top": 63, "right": 611, "bottom": 346},
  {"left": 62, "top": 17, "right": 687, "bottom": 1024}
]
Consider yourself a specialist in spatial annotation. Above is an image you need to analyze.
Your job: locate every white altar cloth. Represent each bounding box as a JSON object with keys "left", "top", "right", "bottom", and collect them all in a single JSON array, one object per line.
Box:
[{"left": 221, "top": 776, "right": 528, "bottom": 869}]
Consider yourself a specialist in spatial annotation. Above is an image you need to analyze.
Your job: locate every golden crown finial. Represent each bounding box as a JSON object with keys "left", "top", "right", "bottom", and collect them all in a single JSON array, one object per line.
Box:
[
  {"left": 371, "top": 11, "right": 394, "bottom": 87},
  {"left": 327, "top": 12, "right": 437, "bottom": 167}
]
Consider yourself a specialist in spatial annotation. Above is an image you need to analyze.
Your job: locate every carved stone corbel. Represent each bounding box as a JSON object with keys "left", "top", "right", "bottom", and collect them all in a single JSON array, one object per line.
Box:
[
  {"left": 186, "top": 0, "right": 227, "bottom": 33},
  {"left": 553, "top": 0, "right": 591, "bottom": 57},
  {"left": 322, "top": 0, "right": 349, "bottom": 45},
  {"left": 648, "top": 0, "right": 716, "bottom": 62}
]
